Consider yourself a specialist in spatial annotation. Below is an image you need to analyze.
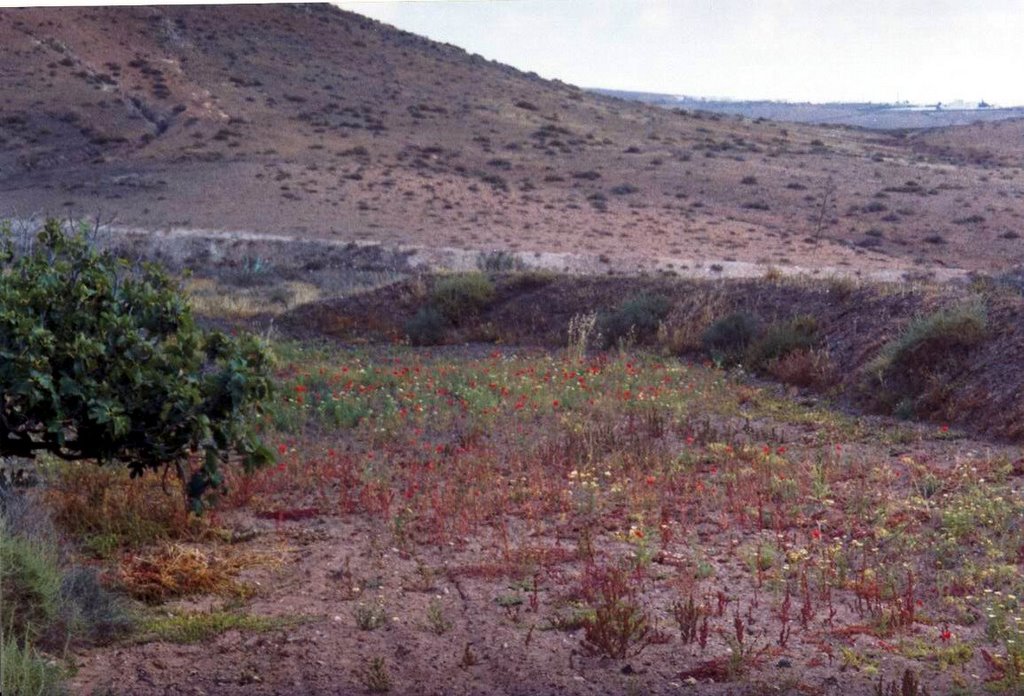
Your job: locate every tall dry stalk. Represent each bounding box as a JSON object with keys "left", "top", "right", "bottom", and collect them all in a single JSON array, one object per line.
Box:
[{"left": 566, "top": 311, "right": 597, "bottom": 364}]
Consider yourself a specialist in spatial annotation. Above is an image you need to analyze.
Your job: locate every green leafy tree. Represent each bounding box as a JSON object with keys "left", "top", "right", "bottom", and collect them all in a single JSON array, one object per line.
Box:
[{"left": 0, "top": 220, "right": 274, "bottom": 511}]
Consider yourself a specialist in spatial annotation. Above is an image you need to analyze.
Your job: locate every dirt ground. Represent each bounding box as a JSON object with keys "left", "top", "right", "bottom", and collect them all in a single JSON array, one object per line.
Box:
[{"left": 62, "top": 354, "right": 1023, "bottom": 696}]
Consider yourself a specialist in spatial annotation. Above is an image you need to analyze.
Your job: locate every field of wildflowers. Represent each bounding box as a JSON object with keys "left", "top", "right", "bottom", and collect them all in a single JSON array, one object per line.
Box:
[{"left": 37, "top": 341, "right": 1024, "bottom": 694}]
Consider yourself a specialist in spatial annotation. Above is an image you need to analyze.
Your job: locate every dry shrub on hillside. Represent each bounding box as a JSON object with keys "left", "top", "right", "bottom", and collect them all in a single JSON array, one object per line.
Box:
[
  {"left": 767, "top": 348, "right": 837, "bottom": 388},
  {"left": 657, "top": 286, "right": 731, "bottom": 354}
]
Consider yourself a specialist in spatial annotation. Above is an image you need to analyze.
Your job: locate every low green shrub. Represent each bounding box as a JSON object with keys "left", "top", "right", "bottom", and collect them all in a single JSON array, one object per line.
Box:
[
  {"left": 1, "top": 637, "right": 65, "bottom": 696},
  {"left": 0, "top": 522, "right": 62, "bottom": 644},
  {"left": 701, "top": 313, "right": 759, "bottom": 364},
  {"left": 404, "top": 306, "right": 447, "bottom": 346},
  {"left": 430, "top": 273, "right": 495, "bottom": 325},
  {"left": 2, "top": 490, "right": 133, "bottom": 651},
  {"left": 599, "top": 294, "right": 671, "bottom": 348},
  {"left": 865, "top": 301, "right": 987, "bottom": 416},
  {"left": 746, "top": 316, "right": 820, "bottom": 372}
]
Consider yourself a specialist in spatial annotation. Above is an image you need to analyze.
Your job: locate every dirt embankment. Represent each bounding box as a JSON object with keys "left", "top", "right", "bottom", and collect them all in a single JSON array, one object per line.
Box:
[{"left": 282, "top": 273, "right": 1024, "bottom": 442}]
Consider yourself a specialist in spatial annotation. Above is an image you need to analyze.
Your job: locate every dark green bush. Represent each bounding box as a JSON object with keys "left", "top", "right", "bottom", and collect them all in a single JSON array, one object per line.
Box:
[
  {"left": 1, "top": 488, "right": 132, "bottom": 653},
  {"left": 746, "top": 316, "right": 820, "bottom": 371},
  {"left": 0, "top": 220, "right": 275, "bottom": 511},
  {"left": 599, "top": 294, "right": 671, "bottom": 348},
  {"left": 701, "top": 313, "right": 759, "bottom": 364},
  {"left": 430, "top": 273, "right": 495, "bottom": 325},
  {"left": 405, "top": 306, "right": 447, "bottom": 346}
]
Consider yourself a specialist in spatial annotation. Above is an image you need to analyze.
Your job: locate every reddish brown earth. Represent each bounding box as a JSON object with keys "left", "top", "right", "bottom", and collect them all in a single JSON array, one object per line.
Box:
[
  {"left": 2, "top": 4, "right": 1023, "bottom": 277},
  {"left": 64, "top": 410, "right": 1020, "bottom": 696}
]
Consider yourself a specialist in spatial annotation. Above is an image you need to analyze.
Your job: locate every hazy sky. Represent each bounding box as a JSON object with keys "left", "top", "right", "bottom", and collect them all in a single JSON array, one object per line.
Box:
[{"left": 335, "top": 0, "right": 1023, "bottom": 105}]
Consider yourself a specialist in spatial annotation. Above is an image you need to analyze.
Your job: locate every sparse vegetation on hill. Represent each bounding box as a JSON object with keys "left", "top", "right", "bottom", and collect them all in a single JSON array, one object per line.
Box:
[{"left": 1, "top": 5, "right": 1022, "bottom": 275}]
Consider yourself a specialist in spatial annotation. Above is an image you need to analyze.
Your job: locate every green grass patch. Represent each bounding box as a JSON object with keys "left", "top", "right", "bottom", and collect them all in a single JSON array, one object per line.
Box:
[
  {"left": 869, "top": 301, "right": 987, "bottom": 378},
  {"left": 0, "top": 521, "right": 62, "bottom": 644},
  {"left": 137, "top": 610, "right": 303, "bottom": 644},
  {"left": 1, "top": 637, "right": 66, "bottom": 696}
]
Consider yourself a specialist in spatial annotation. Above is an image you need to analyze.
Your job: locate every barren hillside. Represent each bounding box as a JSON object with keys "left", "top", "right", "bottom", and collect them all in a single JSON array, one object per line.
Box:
[{"left": 1, "top": 3, "right": 1023, "bottom": 274}]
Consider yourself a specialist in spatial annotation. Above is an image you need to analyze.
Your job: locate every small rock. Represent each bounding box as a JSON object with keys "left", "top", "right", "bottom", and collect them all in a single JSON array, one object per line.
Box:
[
  {"left": 621, "top": 664, "right": 634, "bottom": 675},
  {"left": 777, "top": 658, "right": 792, "bottom": 668}
]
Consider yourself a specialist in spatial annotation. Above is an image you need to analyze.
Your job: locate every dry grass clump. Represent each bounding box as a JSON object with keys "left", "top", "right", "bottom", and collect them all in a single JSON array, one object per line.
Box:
[
  {"left": 43, "top": 464, "right": 205, "bottom": 558},
  {"left": 186, "top": 277, "right": 321, "bottom": 319},
  {"left": 118, "top": 543, "right": 283, "bottom": 603},
  {"left": 657, "top": 286, "right": 731, "bottom": 354},
  {"left": 766, "top": 347, "right": 837, "bottom": 388}
]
